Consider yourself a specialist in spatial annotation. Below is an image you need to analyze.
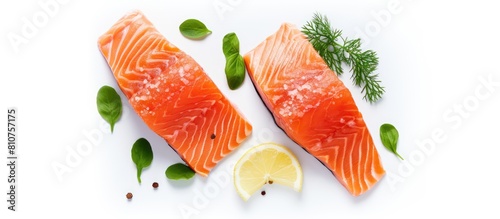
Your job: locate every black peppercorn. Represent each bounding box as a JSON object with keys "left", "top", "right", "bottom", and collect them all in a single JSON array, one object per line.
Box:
[{"left": 126, "top": 192, "right": 133, "bottom": 199}]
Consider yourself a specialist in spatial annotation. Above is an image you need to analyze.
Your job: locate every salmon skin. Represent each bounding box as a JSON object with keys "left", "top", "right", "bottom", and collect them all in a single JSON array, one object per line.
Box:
[
  {"left": 98, "top": 10, "right": 252, "bottom": 176},
  {"left": 244, "top": 23, "right": 385, "bottom": 196}
]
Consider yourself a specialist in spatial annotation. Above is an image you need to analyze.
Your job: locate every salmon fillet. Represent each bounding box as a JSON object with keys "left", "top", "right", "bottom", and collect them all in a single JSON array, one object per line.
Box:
[
  {"left": 244, "top": 23, "right": 385, "bottom": 196},
  {"left": 98, "top": 10, "right": 252, "bottom": 176}
]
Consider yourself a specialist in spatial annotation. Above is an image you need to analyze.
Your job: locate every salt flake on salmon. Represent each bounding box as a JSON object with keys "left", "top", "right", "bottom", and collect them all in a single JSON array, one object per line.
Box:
[
  {"left": 98, "top": 10, "right": 252, "bottom": 176},
  {"left": 244, "top": 23, "right": 385, "bottom": 196}
]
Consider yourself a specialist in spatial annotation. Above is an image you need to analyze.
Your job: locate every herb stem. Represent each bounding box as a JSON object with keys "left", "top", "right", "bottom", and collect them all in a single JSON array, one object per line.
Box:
[
  {"left": 395, "top": 152, "right": 404, "bottom": 160},
  {"left": 137, "top": 168, "right": 142, "bottom": 183}
]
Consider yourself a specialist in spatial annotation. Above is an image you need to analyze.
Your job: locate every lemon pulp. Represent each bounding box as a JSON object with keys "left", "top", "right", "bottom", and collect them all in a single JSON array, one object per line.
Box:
[{"left": 233, "top": 142, "right": 303, "bottom": 201}]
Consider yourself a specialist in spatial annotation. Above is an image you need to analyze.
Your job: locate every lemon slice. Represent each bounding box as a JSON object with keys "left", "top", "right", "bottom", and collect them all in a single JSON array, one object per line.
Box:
[{"left": 233, "top": 142, "right": 303, "bottom": 201}]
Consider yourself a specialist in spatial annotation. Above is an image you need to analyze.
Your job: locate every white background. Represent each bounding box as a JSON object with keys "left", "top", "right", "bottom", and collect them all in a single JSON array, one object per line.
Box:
[{"left": 1, "top": 0, "right": 500, "bottom": 218}]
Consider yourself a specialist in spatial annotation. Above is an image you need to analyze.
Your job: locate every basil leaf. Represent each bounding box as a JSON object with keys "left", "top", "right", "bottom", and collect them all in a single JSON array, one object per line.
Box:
[
  {"left": 179, "top": 19, "right": 212, "bottom": 40},
  {"left": 380, "top": 123, "right": 403, "bottom": 160},
  {"left": 165, "top": 163, "right": 195, "bottom": 180},
  {"left": 222, "top": 32, "right": 246, "bottom": 90},
  {"left": 131, "top": 138, "right": 153, "bottom": 183},
  {"left": 225, "top": 53, "right": 246, "bottom": 90},
  {"left": 96, "top": 85, "right": 122, "bottom": 133},
  {"left": 222, "top": 32, "right": 239, "bottom": 57}
]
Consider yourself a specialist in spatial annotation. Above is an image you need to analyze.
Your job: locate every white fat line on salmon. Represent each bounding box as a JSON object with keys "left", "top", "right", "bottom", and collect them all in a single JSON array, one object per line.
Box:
[
  {"left": 178, "top": 122, "right": 281, "bottom": 219},
  {"left": 353, "top": 0, "right": 415, "bottom": 49},
  {"left": 386, "top": 73, "right": 499, "bottom": 192},
  {"left": 7, "top": 0, "right": 70, "bottom": 54},
  {"left": 213, "top": 0, "right": 243, "bottom": 20}
]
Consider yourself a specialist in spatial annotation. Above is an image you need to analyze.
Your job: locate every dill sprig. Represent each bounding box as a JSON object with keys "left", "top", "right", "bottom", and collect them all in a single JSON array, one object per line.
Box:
[{"left": 301, "top": 13, "right": 384, "bottom": 103}]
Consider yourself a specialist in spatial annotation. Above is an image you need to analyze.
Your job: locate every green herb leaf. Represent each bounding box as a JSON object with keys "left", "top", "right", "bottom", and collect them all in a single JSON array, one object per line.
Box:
[
  {"left": 222, "top": 32, "right": 240, "bottom": 57},
  {"left": 222, "top": 32, "right": 246, "bottom": 90},
  {"left": 179, "top": 19, "right": 212, "bottom": 40},
  {"left": 165, "top": 163, "right": 195, "bottom": 180},
  {"left": 301, "top": 13, "right": 384, "bottom": 103},
  {"left": 380, "top": 123, "right": 403, "bottom": 160},
  {"left": 96, "top": 85, "right": 122, "bottom": 133},
  {"left": 225, "top": 53, "right": 246, "bottom": 90},
  {"left": 131, "top": 138, "right": 153, "bottom": 183}
]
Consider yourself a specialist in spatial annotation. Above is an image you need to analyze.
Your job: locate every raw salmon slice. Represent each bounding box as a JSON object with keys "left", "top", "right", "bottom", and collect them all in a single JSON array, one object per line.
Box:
[
  {"left": 98, "top": 10, "right": 252, "bottom": 176},
  {"left": 244, "top": 23, "right": 385, "bottom": 196}
]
